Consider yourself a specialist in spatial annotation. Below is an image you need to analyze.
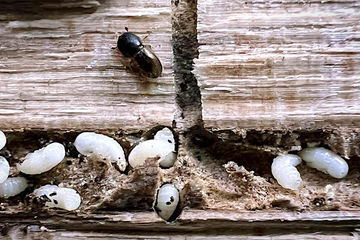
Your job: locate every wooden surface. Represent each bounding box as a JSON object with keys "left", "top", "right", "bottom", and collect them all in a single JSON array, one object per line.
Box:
[
  {"left": 195, "top": 0, "right": 360, "bottom": 130},
  {"left": 1, "top": 0, "right": 360, "bottom": 239},
  {"left": 3, "top": 210, "right": 360, "bottom": 239},
  {"left": 0, "top": 0, "right": 174, "bottom": 131},
  {"left": 1, "top": 1, "right": 359, "bottom": 131}
]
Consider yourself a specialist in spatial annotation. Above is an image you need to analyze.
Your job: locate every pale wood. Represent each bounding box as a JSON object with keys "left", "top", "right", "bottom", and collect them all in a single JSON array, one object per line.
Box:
[
  {"left": 0, "top": 0, "right": 174, "bottom": 131},
  {"left": 3, "top": 210, "right": 360, "bottom": 238},
  {"left": 0, "top": 0, "right": 360, "bottom": 239},
  {"left": 195, "top": 0, "right": 360, "bottom": 130}
]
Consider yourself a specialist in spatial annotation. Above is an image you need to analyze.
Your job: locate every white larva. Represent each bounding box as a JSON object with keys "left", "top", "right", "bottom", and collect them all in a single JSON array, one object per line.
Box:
[
  {"left": 0, "top": 131, "right": 6, "bottom": 150},
  {"left": 34, "top": 185, "right": 81, "bottom": 211},
  {"left": 18, "top": 142, "right": 65, "bottom": 175},
  {"left": 129, "top": 127, "right": 176, "bottom": 168},
  {"left": 128, "top": 140, "right": 175, "bottom": 168},
  {"left": 0, "top": 177, "right": 28, "bottom": 198},
  {"left": 153, "top": 183, "right": 180, "bottom": 222},
  {"left": 0, "top": 156, "right": 10, "bottom": 183},
  {"left": 158, "top": 151, "right": 178, "bottom": 168},
  {"left": 154, "top": 128, "right": 176, "bottom": 168},
  {"left": 154, "top": 127, "right": 175, "bottom": 146},
  {"left": 74, "top": 132, "right": 127, "bottom": 171},
  {"left": 298, "top": 147, "right": 349, "bottom": 179},
  {"left": 271, "top": 154, "right": 302, "bottom": 190}
]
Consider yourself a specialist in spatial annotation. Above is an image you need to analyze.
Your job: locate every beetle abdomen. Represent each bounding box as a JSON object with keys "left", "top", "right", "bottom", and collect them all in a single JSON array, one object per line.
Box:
[{"left": 134, "top": 47, "right": 163, "bottom": 78}]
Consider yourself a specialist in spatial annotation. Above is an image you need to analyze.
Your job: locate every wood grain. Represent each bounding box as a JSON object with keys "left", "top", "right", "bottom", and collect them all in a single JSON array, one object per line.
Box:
[
  {"left": 195, "top": 0, "right": 360, "bottom": 130},
  {"left": 2, "top": 210, "right": 360, "bottom": 238},
  {"left": 0, "top": 0, "right": 360, "bottom": 239},
  {"left": 0, "top": 0, "right": 174, "bottom": 131}
]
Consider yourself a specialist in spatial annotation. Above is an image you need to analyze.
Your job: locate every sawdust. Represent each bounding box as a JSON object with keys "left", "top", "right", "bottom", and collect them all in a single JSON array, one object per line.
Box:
[{"left": 1, "top": 127, "right": 359, "bottom": 218}]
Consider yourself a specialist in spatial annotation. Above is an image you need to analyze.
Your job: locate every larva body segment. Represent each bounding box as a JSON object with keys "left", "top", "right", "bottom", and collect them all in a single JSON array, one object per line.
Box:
[
  {"left": 0, "top": 177, "right": 28, "bottom": 198},
  {"left": 129, "top": 127, "right": 177, "bottom": 168},
  {"left": 0, "top": 157, "right": 10, "bottom": 183},
  {"left": 129, "top": 140, "right": 175, "bottom": 168},
  {"left": 271, "top": 154, "right": 302, "bottom": 190},
  {"left": 74, "top": 132, "right": 127, "bottom": 171},
  {"left": 18, "top": 142, "right": 65, "bottom": 175},
  {"left": 153, "top": 183, "right": 180, "bottom": 222},
  {"left": 0, "top": 131, "right": 6, "bottom": 150},
  {"left": 158, "top": 151, "right": 178, "bottom": 168},
  {"left": 298, "top": 147, "right": 348, "bottom": 179},
  {"left": 34, "top": 185, "right": 81, "bottom": 211}
]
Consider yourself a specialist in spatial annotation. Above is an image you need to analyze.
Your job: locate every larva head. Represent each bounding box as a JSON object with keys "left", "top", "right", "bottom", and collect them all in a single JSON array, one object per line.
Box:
[{"left": 154, "top": 127, "right": 175, "bottom": 146}]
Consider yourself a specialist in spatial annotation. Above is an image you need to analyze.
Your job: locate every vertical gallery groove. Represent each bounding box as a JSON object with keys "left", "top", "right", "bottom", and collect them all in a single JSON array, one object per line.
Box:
[{"left": 171, "top": 0, "right": 203, "bottom": 132}]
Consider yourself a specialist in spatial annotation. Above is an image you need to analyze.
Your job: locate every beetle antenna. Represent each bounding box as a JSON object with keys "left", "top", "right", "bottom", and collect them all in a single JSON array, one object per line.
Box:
[{"left": 125, "top": 27, "right": 129, "bottom": 32}]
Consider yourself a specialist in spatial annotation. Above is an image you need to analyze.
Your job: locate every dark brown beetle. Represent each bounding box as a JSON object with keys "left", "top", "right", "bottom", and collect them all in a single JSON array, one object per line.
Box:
[{"left": 117, "top": 29, "right": 162, "bottom": 78}]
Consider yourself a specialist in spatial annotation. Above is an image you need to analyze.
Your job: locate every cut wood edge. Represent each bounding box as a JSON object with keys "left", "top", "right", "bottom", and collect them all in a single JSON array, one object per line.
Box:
[{"left": 1, "top": 210, "right": 360, "bottom": 235}]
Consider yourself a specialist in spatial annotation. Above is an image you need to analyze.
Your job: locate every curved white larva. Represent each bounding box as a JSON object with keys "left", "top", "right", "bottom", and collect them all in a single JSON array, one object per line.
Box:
[
  {"left": 34, "top": 185, "right": 81, "bottom": 211},
  {"left": 0, "top": 157, "right": 10, "bottom": 183},
  {"left": 0, "top": 131, "right": 6, "bottom": 150},
  {"left": 298, "top": 147, "right": 349, "bottom": 179},
  {"left": 153, "top": 183, "right": 180, "bottom": 221},
  {"left": 128, "top": 140, "right": 175, "bottom": 168},
  {"left": 271, "top": 154, "right": 302, "bottom": 190},
  {"left": 74, "top": 132, "right": 127, "bottom": 171},
  {"left": 0, "top": 177, "right": 28, "bottom": 198},
  {"left": 158, "top": 151, "right": 178, "bottom": 168},
  {"left": 154, "top": 128, "right": 175, "bottom": 147},
  {"left": 154, "top": 128, "right": 176, "bottom": 168},
  {"left": 18, "top": 142, "right": 65, "bottom": 175},
  {"left": 129, "top": 127, "right": 177, "bottom": 168}
]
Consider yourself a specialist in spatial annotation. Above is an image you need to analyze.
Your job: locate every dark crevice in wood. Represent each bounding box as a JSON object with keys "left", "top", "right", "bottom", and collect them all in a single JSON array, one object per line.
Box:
[
  {"left": 184, "top": 125, "right": 275, "bottom": 177},
  {"left": 171, "top": 0, "right": 203, "bottom": 131},
  {"left": 184, "top": 127, "right": 360, "bottom": 177}
]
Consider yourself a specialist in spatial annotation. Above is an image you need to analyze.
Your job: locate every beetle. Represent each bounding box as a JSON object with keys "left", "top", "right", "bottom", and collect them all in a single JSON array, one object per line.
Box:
[{"left": 117, "top": 28, "right": 163, "bottom": 78}]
